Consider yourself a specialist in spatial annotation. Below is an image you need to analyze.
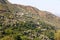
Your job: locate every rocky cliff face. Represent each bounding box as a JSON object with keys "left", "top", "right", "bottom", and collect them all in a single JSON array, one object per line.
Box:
[
  {"left": 0, "top": 0, "right": 7, "bottom": 4},
  {"left": 0, "top": 0, "right": 60, "bottom": 40}
]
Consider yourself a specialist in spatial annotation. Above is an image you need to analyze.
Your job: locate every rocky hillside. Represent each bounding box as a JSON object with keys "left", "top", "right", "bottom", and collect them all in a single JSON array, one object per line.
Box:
[{"left": 0, "top": 0, "right": 60, "bottom": 40}]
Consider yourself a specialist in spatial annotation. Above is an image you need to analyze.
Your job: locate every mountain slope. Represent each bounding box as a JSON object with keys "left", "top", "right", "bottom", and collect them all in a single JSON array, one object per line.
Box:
[
  {"left": 10, "top": 5, "right": 60, "bottom": 29},
  {"left": 0, "top": 0, "right": 60, "bottom": 40}
]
